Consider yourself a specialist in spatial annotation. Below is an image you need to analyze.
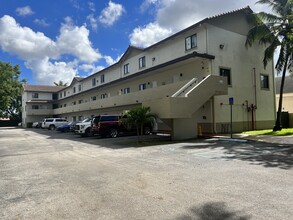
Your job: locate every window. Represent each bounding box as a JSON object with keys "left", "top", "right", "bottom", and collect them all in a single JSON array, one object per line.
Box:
[
  {"left": 260, "top": 74, "right": 269, "bottom": 89},
  {"left": 59, "top": 104, "right": 62, "bottom": 108},
  {"left": 123, "top": 88, "right": 130, "bottom": 94},
  {"left": 91, "top": 96, "right": 97, "bottom": 101},
  {"left": 101, "top": 93, "right": 108, "bottom": 99},
  {"left": 73, "top": 101, "right": 76, "bottom": 105},
  {"left": 32, "top": 105, "right": 39, "bottom": 109},
  {"left": 185, "top": 34, "right": 197, "bottom": 50},
  {"left": 78, "top": 84, "right": 82, "bottom": 92},
  {"left": 220, "top": 68, "right": 231, "bottom": 85},
  {"left": 124, "top": 63, "right": 129, "bottom": 74},
  {"left": 64, "top": 104, "right": 67, "bottom": 107},
  {"left": 101, "top": 74, "right": 105, "bottom": 83},
  {"left": 78, "top": 100, "right": 83, "bottom": 104},
  {"left": 139, "top": 83, "right": 146, "bottom": 91},
  {"left": 139, "top": 56, "right": 145, "bottom": 69},
  {"left": 92, "top": 78, "right": 96, "bottom": 86},
  {"left": 59, "top": 93, "right": 62, "bottom": 98},
  {"left": 73, "top": 87, "right": 76, "bottom": 93},
  {"left": 32, "top": 93, "right": 39, "bottom": 98},
  {"left": 63, "top": 91, "right": 66, "bottom": 97}
]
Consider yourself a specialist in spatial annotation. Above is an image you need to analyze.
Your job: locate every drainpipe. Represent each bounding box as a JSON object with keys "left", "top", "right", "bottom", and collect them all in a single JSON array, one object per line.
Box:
[{"left": 253, "top": 68, "right": 257, "bottom": 130}]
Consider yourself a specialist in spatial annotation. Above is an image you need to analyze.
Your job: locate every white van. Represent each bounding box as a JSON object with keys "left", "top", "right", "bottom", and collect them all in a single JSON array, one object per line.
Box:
[{"left": 41, "top": 118, "right": 68, "bottom": 130}]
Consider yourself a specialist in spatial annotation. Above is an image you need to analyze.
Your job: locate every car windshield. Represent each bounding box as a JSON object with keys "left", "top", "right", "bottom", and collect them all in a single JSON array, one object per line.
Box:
[{"left": 82, "top": 118, "right": 91, "bottom": 123}]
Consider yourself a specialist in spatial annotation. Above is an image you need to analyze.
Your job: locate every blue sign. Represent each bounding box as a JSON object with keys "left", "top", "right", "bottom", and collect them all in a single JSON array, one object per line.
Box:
[{"left": 229, "top": 97, "right": 234, "bottom": 105}]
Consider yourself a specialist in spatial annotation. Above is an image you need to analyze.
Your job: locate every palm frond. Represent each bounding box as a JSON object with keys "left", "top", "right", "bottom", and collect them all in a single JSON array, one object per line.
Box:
[
  {"left": 263, "top": 38, "right": 279, "bottom": 67},
  {"left": 245, "top": 24, "right": 272, "bottom": 47}
]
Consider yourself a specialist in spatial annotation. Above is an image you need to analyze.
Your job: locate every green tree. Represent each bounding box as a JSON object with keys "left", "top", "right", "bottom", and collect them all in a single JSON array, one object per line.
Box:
[
  {"left": 246, "top": 0, "right": 293, "bottom": 131},
  {"left": 121, "top": 106, "right": 157, "bottom": 142},
  {"left": 53, "top": 80, "right": 68, "bottom": 86},
  {"left": 0, "top": 62, "right": 26, "bottom": 120}
]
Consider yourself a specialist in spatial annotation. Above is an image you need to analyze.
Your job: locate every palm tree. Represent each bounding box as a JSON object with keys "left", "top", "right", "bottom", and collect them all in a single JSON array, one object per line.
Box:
[
  {"left": 246, "top": 0, "right": 293, "bottom": 131},
  {"left": 121, "top": 106, "right": 157, "bottom": 142},
  {"left": 53, "top": 80, "right": 68, "bottom": 86}
]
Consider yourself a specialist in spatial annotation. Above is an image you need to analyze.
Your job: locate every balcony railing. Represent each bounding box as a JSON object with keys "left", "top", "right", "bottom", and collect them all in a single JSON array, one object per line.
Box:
[
  {"left": 53, "top": 80, "right": 189, "bottom": 115},
  {"left": 26, "top": 109, "right": 53, "bottom": 116}
]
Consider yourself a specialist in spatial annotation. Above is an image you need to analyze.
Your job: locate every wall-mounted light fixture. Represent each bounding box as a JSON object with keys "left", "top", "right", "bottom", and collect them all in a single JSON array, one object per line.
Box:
[{"left": 219, "top": 44, "right": 224, "bottom": 49}]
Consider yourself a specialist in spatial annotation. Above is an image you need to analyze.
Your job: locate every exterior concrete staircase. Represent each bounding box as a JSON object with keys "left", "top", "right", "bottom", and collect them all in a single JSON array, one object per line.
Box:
[{"left": 143, "top": 74, "right": 228, "bottom": 118}]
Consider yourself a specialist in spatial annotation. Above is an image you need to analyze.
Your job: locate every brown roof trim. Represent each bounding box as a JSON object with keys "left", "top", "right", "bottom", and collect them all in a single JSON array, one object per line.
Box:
[
  {"left": 59, "top": 51, "right": 215, "bottom": 101},
  {"left": 22, "top": 84, "right": 64, "bottom": 92}
]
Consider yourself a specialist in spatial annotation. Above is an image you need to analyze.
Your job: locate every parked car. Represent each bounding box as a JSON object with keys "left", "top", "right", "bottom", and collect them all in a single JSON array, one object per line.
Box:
[
  {"left": 75, "top": 118, "right": 92, "bottom": 137},
  {"left": 91, "top": 114, "right": 152, "bottom": 138},
  {"left": 41, "top": 118, "right": 68, "bottom": 130},
  {"left": 32, "top": 121, "right": 41, "bottom": 128},
  {"left": 56, "top": 121, "right": 78, "bottom": 132}
]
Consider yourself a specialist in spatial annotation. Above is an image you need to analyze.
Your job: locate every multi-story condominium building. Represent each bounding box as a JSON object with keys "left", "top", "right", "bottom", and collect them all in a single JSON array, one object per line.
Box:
[{"left": 22, "top": 7, "right": 276, "bottom": 139}]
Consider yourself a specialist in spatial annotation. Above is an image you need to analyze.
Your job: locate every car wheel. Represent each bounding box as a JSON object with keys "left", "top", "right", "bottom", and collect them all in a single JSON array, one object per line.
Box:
[
  {"left": 85, "top": 128, "right": 92, "bottom": 137},
  {"left": 49, "top": 125, "right": 55, "bottom": 130},
  {"left": 109, "top": 128, "right": 118, "bottom": 138},
  {"left": 144, "top": 126, "right": 151, "bottom": 135}
]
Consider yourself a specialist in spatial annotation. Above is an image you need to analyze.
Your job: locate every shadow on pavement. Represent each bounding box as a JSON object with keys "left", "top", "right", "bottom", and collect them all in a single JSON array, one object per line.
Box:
[
  {"left": 176, "top": 202, "right": 251, "bottom": 220},
  {"left": 181, "top": 138, "right": 293, "bottom": 170},
  {"left": 17, "top": 128, "right": 293, "bottom": 169},
  {"left": 25, "top": 127, "right": 172, "bottom": 148}
]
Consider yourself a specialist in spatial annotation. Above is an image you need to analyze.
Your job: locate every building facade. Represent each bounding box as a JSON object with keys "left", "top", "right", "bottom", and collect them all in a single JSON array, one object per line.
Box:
[{"left": 22, "top": 7, "right": 276, "bottom": 139}]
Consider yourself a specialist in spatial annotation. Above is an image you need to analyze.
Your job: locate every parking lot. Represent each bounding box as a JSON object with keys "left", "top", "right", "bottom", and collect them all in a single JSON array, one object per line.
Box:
[{"left": 0, "top": 127, "right": 292, "bottom": 219}]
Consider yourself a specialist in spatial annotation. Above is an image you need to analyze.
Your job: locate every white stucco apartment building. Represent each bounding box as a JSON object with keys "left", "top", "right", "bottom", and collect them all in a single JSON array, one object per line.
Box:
[{"left": 22, "top": 7, "right": 276, "bottom": 139}]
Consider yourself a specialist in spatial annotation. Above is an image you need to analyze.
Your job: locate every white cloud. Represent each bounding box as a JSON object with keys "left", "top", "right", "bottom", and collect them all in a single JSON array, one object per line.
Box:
[
  {"left": 16, "top": 6, "right": 34, "bottom": 16},
  {"left": 140, "top": 0, "right": 159, "bottom": 12},
  {"left": 25, "top": 57, "right": 77, "bottom": 85},
  {"left": 129, "top": 22, "right": 172, "bottom": 48},
  {"left": 87, "top": 14, "right": 98, "bottom": 31},
  {"left": 0, "top": 15, "right": 58, "bottom": 60},
  {"left": 56, "top": 18, "right": 102, "bottom": 63},
  {"left": 131, "top": 0, "right": 272, "bottom": 47},
  {"left": 87, "top": 66, "right": 105, "bottom": 76},
  {"left": 99, "top": 1, "right": 125, "bottom": 26},
  {"left": 0, "top": 15, "right": 102, "bottom": 85},
  {"left": 88, "top": 2, "right": 96, "bottom": 12},
  {"left": 104, "top": 54, "right": 122, "bottom": 66},
  {"left": 34, "top": 18, "right": 49, "bottom": 27}
]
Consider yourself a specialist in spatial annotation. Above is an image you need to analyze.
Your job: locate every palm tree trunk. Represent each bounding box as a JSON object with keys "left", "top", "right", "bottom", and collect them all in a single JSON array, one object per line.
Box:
[{"left": 273, "top": 55, "right": 289, "bottom": 131}]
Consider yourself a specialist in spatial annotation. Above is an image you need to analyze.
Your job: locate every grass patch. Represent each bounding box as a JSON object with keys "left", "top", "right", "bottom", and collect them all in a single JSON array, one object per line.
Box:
[{"left": 242, "top": 128, "right": 293, "bottom": 136}]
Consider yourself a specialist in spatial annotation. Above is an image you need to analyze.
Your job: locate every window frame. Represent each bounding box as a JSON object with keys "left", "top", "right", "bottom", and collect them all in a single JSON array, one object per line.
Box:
[
  {"left": 219, "top": 67, "right": 232, "bottom": 86},
  {"left": 139, "top": 83, "right": 146, "bottom": 91},
  {"left": 124, "top": 63, "right": 129, "bottom": 74},
  {"left": 101, "top": 74, "right": 105, "bottom": 83},
  {"left": 185, "top": 34, "right": 197, "bottom": 51},
  {"left": 260, "top": 74, "right": 270, "bottom": 90},
  {"left": 32, "top": 93, "right": 39, "bottom": 99},
  {"left": 123, "top": 87, "right": 130, "bottom": 94},
  {"left": 139, "top": 56, "right": 146, "bottom": 69},
  {"left": 92, "top": 78, "right": 96, "bottom": 87}
]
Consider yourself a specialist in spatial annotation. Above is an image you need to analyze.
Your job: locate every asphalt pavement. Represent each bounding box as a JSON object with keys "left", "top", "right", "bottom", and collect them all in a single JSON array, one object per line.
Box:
[{"left": 0, "top": 127, "right": 292, "bottom": 220}]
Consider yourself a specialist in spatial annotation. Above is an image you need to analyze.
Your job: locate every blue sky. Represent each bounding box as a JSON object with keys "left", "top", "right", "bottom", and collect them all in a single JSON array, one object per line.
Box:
[{"left": 0, "top": 0, "right": 270, "bottom": 85}]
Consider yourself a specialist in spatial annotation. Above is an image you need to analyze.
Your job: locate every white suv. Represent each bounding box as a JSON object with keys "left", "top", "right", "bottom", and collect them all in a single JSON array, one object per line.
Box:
[{"left": 42, "top": 118, "right": 68, "bottom": 130}]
